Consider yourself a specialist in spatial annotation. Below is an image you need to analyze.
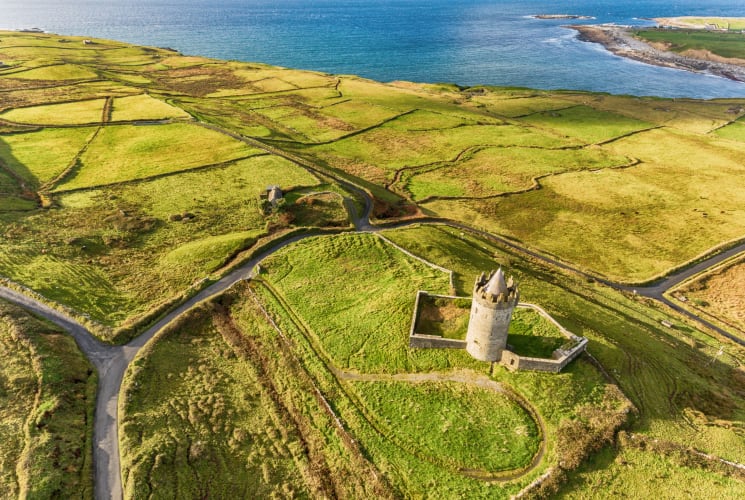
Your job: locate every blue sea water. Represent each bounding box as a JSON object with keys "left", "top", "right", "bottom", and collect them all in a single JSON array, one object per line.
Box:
[{"left": 2, "top": 0, "right": 745, "bottom": 98}]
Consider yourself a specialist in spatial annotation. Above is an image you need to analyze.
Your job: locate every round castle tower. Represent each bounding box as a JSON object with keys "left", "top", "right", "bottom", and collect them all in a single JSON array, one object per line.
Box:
[{"left": 465, "top": 268, "right": 520, "bottom": 362}]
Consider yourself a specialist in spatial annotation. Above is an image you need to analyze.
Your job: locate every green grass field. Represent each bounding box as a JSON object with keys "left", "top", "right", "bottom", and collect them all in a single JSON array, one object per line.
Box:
[
  {"left": 261, "top": 232, "right": 473, "bottom": 373},
  {"left": 0, "top": 127, "right": 97, "bottom": 187},
  {"left": 0, "top": 156, "right": 323, "bottom": 333},
  {"left": 382, "top": 225, "right": 745, "bottom": 464},
  {"left": 109, "top": 94, "right": 191, "bottom": 122},
  {"left": 634, "top": 28, "right": 745, "bottom": 60},
  {"left": 6, "top": 64, "right": 99, "bottom": 81},
  {"left": 0, "top": 98, "right": 105, "bottom": 125},
  {"left": 3, "top": 30, "right": 739, "bottom": 283},
  {"left": 403, "top": 146, "right": 629, "bottom": 200},
  {"left": 1, "top": 31, "right": 745, "bottom": 497},
  {"left": 561, "top": 442, "right": 745, "bottom": 499},
  {"left": 422, "top": 128, "right": 745, "bottom": 281},
  {"left": 521, "top": 106, "right": 653, "bottom": 144},
  {"left": 508, "top": 308, "right": 567, "bottom": 358},
  {"left": 252, "top": 232, "right": 629, "bottom": 495},
  {"left": 59, "top": 123, "right": 260, "bottom": 191},
  {"left": 715, "top": 118, "right": 745, "bottom": 141},
  {"left": 659, "top": 17, "right": 745, "bottom": 31},
  {"left": 0, "top": 299, "right": 95, "bottom": 499},
  {"left": 349, "top": 380, "right": 540, "bottom": 472}
]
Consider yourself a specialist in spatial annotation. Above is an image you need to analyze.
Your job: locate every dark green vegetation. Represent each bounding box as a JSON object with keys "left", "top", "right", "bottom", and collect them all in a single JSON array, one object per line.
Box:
[
  {"left": 0, "top": 299, "right": 95, "bottom": 499},
  {"left": 415, "top": 294, "right": 471, "bottom": 339},
  {"left": 634, "top": 28, "right": 745, "bottom": 60},
  {"left": 508, "top": 308, "right": 567, "bottom": 358}
]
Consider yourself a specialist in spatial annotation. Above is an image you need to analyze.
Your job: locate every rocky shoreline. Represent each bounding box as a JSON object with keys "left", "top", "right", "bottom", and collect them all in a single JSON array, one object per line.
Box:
[
  {"left": 532, "top": 14, "right": 594, "bottom": 20},
  {"left": 571, "top": 24, "right": 745, "bottom": 83}
]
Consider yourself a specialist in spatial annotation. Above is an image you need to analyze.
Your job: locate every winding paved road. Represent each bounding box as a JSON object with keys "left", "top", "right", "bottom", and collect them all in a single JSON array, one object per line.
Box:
[{"left": 2, "top": 127, "right": 744, "bottom": 497}]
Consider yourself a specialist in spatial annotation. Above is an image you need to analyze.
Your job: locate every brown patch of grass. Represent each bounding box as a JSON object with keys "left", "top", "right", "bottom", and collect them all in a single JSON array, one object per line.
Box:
[
  {"left": 678, "top": 257, "right": 745, "bottom": 332},
  {"left": 150, "top": 66, "right": 250, "bottom": 97}
]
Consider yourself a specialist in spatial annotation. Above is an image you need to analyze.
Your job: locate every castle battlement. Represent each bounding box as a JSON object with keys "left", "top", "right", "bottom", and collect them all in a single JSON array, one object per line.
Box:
[{"left": 473, "top": 269, "right": 520, "bottom": 306}]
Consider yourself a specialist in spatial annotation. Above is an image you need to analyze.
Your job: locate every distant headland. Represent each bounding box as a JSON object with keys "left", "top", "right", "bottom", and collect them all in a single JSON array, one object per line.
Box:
[
  {"left": 571, "top": 23, "right": 745, "bottom": 83},
  {"left": 531, "top": 14, "right": 595, "bottom": 21}
]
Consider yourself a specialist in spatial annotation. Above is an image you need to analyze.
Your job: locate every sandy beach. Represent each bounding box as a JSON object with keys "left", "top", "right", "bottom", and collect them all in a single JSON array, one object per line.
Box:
[{"left": 571, "top": 24, "right": 745, "bottom": 83}]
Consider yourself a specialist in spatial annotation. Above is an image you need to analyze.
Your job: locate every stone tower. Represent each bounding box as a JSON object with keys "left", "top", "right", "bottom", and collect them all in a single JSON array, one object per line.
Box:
[{"left": 465, "top": 268, "right": 520, "bottom": 362}]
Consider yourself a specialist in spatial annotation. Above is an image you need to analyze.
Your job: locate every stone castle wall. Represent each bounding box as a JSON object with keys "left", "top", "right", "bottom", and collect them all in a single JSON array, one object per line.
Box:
[
  {"left": 500, "top": 337, "right": 588, "bottom": 372},
  {"left": 409, "top": 334, "right": 467, "bottom": 349}
]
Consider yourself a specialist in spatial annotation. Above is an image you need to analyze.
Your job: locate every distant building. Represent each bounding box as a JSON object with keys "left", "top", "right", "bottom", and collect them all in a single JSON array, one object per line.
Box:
[
  {"left": 260, "top": 185, "right": 284, "bottom": 213},
  {"left": 266, "top": 185, "right": 283, "bottom": 206}
]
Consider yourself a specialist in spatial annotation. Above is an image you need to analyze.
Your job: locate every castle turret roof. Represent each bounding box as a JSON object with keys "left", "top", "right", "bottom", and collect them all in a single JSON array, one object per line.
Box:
[{"left": 484, "top": 268, "right": 509, "bottom": 297}]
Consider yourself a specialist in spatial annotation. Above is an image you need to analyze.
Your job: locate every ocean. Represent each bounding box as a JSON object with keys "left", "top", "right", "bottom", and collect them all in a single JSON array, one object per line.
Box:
[{"left": 2, "top": 0, "right": 745, "bottom": 98}]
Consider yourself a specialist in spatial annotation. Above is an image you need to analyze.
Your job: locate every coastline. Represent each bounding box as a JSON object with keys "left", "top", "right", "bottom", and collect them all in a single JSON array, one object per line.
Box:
[{"left": 570, "top": 24, "right": 745, "bottom": 83}]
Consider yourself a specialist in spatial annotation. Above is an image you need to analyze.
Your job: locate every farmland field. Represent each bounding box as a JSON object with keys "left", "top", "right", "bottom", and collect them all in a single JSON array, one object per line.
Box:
[
  {"left": 1, "top": 29, "right": 745, "bottom": 498},
  {"left": 0, "top": 155, "right": 324, "bottom": 334},
  {"left": 634, "top": 28, "right": 745, "bottom": 60},
  {"left": 1, "top": 30, "right": 738, "bottom": 283},
  {"left": 109, "top": 94, "right": 191, "bottom": 122},
  {"left": 0, "top": 98, "right": 105, "bottom": 125},
  {"left": 59, "top": 123, "right": 260, "bottom": 191},
  {"left": 0, "top": 127, "right": 97, "bottom": 186}
]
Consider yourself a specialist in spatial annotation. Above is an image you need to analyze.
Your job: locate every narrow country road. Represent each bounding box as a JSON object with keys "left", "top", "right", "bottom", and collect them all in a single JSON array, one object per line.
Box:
[
  {"left": 0, "top": 232, "right": 313, "bottom": 500},
  {"left": 1, "top": 134, "right": 743, "bottom": 497}
]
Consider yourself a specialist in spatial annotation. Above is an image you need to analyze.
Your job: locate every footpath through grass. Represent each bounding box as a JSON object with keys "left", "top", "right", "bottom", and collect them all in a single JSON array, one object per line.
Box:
[{"left": 0, "top": 299, "right": 95, "bottom": 499}]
